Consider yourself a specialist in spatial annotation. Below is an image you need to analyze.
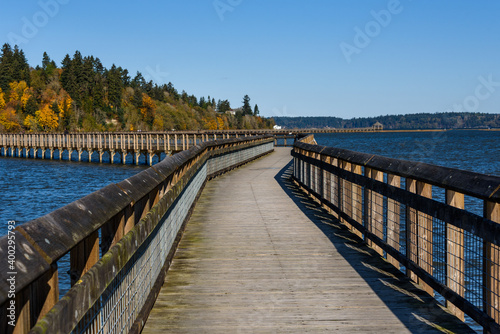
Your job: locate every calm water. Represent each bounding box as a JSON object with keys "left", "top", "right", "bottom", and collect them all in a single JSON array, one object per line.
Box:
[
  {"left": 314, "top": 130, "right": 500, "bottom": 176},
  {"left": 0, "top": 158, "right": 147, "bottom": 228},
  {"left": 0, "top": 157, "right": 147, "bottom": 296}
]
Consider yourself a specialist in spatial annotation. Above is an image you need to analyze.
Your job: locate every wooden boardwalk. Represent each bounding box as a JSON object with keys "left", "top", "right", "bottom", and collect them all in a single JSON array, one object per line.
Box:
[{"left": 142, "top": 148, "right": 475, "bottom": 333}]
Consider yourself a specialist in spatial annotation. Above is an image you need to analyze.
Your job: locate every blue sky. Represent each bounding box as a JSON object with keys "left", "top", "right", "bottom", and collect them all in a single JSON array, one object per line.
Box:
[{"left": 1, "top": 0, "right": 499, "bottom": 119}]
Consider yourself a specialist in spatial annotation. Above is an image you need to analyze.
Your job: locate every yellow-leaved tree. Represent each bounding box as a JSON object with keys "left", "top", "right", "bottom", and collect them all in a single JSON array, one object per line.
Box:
[
  {"left": 36, "top": 104, "right": 58, "bottom": 131},
  {"left": 8, "top": 81, "right": 32, "bottom": 110},
  {"left": 203, "top": 115, "right": 218, "bottom": 130},
  {"left": 56, "top": 90, "right": 72, "bottom": 128},
  {"left": 0, "top": 87, "right": 5, "bottom": 109},
  {"left": 0, "top": 107, "right": 21, "bottom": 132},
  {"left": 24, "top": 115, "right": 39, "bottom": 131},
  {"left": 140, "top": 93, "right": 156, "bottom": 125}
]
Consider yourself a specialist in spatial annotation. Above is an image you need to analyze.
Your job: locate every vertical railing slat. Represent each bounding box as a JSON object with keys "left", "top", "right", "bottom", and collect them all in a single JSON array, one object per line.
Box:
[
  {"left": 485, "top": 201, "right": 500, "bottom": 324},
  {"left": 446, "top": 189, "right": 465, "bottom": 320}
]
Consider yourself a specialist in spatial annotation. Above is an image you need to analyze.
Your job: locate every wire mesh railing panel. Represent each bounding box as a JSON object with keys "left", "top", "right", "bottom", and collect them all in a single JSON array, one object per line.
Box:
[
  {"left": 292, "top": 143, "right": 500, "bottom": 333},
  {"left": 74, "top": 163, "right": 207, "bottom": 334}
]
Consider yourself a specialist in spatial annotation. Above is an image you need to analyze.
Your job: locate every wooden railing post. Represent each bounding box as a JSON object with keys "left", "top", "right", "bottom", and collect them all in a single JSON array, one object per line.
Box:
[
  {"left": 69, "top": 232, "right": 99, "bottom": 285},
  {"left": 101, "top": 212, "right": 126, "bottom": 254},
  {"left": 386, "top": 174, "right": 401, "bottom": 268},
  {"left": 300, "top": 149, "right": 305, "bottom": 185},
  {"left": 320, "top": 154, "right": 328, "bottom": 201},
  {"left": 32, "top": 264, "right": 59, "bottom": 324},
  {"left": 351, "top": 164, "right": 363, "bottom": 239},
  {"left": 314, "top": 152, "right": 320, "bottom": 195},
  {"left": 445, "top": 189, "right": 465, "bottom": 320},
  {"left": 406, "top": 178, "right": 418, "bottom": 283},
  {"left": 485, "top": 201, "right": 500, "bottom": 325},
  {"left": 341, "top": 161, "right": 353, "bottom": 232},
  {"left": 365, "top": 167, "right": 384, "bottom": 256},
  {"left": 416, "top": 181, "right": 433, "bottom": 296},
  {"left": 14, "top": 286, "right": 30, "bottom": 333},
  {"left": 306, "top": 151, "right": 311, "bottom": 190},
  {"left": 322, "top": 155, "right": 330, "bottom": 204}
]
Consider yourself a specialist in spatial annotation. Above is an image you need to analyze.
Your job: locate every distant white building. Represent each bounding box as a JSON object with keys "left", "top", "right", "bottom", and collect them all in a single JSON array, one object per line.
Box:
[{"left": 273, "top": 125, "right": 282, "bottom": 130}]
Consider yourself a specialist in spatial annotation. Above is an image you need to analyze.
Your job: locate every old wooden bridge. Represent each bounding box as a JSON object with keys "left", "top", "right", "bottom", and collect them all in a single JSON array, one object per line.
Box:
[
  {"left": 1, "top": 134, "right": 499, "bottom": 333},
  {"left": 0, "top": 127, "right": 380, "bottom": 166}
]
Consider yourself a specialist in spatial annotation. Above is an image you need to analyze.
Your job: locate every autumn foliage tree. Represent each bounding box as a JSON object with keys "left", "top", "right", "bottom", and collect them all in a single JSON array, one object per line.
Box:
[{"left": 0, "top": 44, "right": 275, "bottom": 132}]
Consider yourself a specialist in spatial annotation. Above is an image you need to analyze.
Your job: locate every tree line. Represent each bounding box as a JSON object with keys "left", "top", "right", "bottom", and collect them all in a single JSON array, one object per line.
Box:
[
  {"left": 274, "top": 112, "right": 500, "bottom": 130},
  {"left": 0, "top": 43, "right": 273, "bottom": 132}
]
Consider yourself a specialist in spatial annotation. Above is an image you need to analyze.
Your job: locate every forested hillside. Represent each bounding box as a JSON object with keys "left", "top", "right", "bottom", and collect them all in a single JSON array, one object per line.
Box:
[
  {"left": 0, "top": 44, "right": 273, "bottom": 132},
  {"left": 275, "top": 113, "right": 500, "bottom": 130}
]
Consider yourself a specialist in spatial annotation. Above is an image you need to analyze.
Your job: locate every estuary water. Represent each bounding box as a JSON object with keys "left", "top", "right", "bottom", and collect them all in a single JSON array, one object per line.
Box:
[
  {"left": 0, "top": 158, "right": 147, "bottom": 229},
  {"left": 0, "top": 158, "right": 147, "bottom": 296},
  {"left": 314, "top": 130, "right": 500, "bottom": 176},
  {"left": 315, "top": 130, "right": 500, "bottom": 216}
]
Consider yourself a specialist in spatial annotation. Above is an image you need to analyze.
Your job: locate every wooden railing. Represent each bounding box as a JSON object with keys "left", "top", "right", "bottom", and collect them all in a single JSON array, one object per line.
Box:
[
  {"left": 0, "top": 131, "right": 297, "bottom": 163},
  {"left": 0, "top": 132, "right": 249, "bottom": 165},
  {"left": 0, "top": 136, "right": 274, "bottom": 334},
  {"left": 292, "top": 134, "right": 500, "bottom": 333}
]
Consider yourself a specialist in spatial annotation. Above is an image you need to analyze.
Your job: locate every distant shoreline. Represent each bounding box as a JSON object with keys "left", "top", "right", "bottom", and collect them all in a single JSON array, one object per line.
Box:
[{"left": 377, "top": 128, "right": 500, "bottom": 133}]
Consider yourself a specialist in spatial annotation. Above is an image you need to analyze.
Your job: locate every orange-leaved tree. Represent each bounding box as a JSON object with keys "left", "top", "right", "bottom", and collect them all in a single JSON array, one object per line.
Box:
[
  {"left": 8, "top": 80, "right": 32, "bottom": 112},
  {"left": 140, "top": 93, "right": 156, "bottom": 126},
  {"left": 0, "top": 87, "right": 5, "bottom": 110},
  {"left": 35, "top": 104, "right": 59, "bottom": 131},
  {"left": 24, "top": 87, "right": 73, "bottom": 132}
]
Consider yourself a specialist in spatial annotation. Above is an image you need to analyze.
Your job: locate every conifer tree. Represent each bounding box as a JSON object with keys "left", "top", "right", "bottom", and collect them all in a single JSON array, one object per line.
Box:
[
  {"left": 12, "top": 46, "right": 30, "bottom": 86},
  {"left": 0, "top": 44, "right": 13, "bottom": 91},
  {"left": 106, "top": 64, "right": 123, "bottom": 109},
  {"left": 254, "top": 104, "right": 260, "bottom": 116},
  {"left": 242, "top": 94, "right": 252, "bottom": 115}
]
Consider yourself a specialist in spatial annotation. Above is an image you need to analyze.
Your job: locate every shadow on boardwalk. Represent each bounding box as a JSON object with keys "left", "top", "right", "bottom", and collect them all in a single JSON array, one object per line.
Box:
[{"left": 274, "top": 161, "right": 476, "bottom": 334}]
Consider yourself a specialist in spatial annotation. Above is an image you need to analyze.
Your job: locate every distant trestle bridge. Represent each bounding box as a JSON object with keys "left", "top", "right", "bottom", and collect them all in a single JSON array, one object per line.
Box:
[{"left": 0, "top": 127, "right": 380, "bottom": 165}]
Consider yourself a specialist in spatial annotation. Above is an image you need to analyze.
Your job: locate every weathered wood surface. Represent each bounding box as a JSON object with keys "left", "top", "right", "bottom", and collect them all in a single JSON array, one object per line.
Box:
[{"left": 142, "top": 148, "right": 474, "bottom": 333}]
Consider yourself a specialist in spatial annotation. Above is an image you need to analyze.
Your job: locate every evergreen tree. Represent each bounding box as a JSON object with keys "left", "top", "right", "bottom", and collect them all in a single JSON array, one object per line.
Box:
[
  {"left": 25, "top": 96, "right": 38, "bottom": 116},
  {"left": 60, "top": 54, "right": 72, "bottom": 89},
  {"left": 131, "top": 71, "right": 146, "bottom": 89},
  {"left": 199, "top": 96, "right": 206, "bottom": 108},
  {"left": 254, "top": 104, "right": 260, "bottom": 116},
  {"left": 51, "top": 100, "right": 61, "bottom": 116},
  {"left": 181, "top": 90, "right": 188, "bottom": 102},
  {"left": 216, "top": 99, "right": 231, "bottom": 113},
  {"left": 0, "top": 44, "right": 30, "bottom": 90},
  {"left": 41, "top": 52, "right": 56, "bottom": 81},
  {"left": 42, "top": 52, "right": 51, "bottom": 69},
  {"left": 106, "top": 64, "right": 123, "bottom": 109},
  {"left": 132, "top": 88, "right": 143, "bottom": 108},
  {"left": 12, "top": 46, "right": 30, "bottom": 85},
  {"left": 120, "top": 68, "right": 130, "bottom": 86},
  {"left": 0, "top": 43, "right": 14, "bottom": 91},
  {"left": 242, "top": 94, "right": 252, "bottom": 115}
]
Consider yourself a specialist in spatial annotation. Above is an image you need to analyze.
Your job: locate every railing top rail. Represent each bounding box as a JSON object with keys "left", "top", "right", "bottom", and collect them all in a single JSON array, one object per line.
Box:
[
  {"left": 0, "top": 135, "right": 273, "bottom": 306},
  {"left": 294, "top": 140, "right": 500, "bottom": 202}
]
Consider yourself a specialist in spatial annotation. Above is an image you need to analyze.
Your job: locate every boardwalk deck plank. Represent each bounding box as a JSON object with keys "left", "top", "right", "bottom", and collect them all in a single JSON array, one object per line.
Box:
[{"left": 143, "top": 148, "right": 475, "bottom": 333}]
